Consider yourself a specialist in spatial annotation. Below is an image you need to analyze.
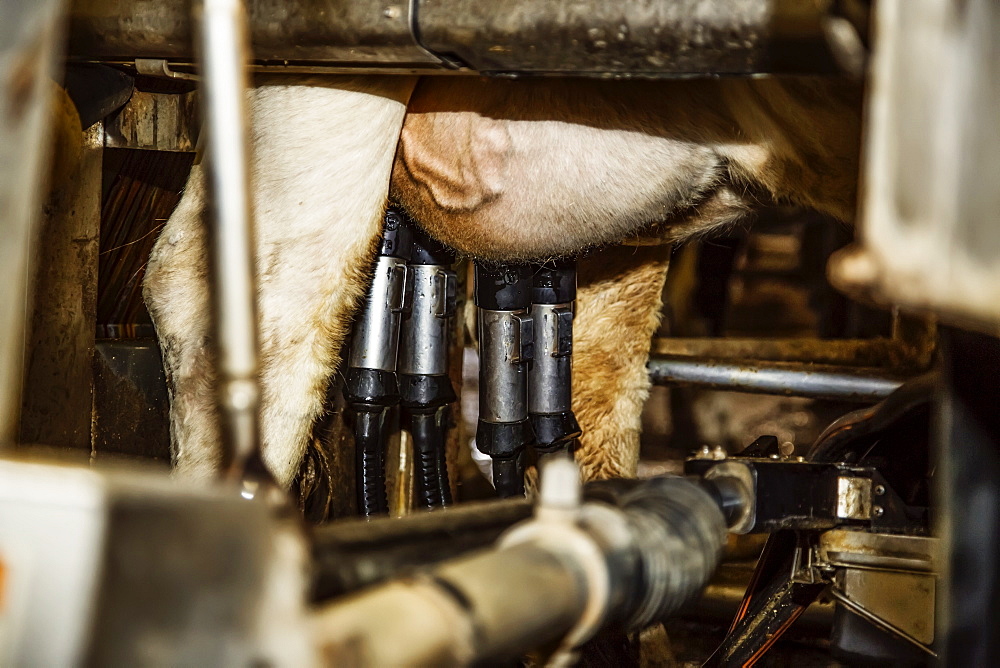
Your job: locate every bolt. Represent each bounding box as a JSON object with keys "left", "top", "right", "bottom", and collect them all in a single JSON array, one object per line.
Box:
[
  {"left": 874, "top": 484, "right": 886, "bottom": 496},
  {"left": 382, "top": 5, "right": 401, "bottom": 19},
  {"left": 711, "top": 445, "right": 727, "bottom": 460},
  {"left": 697, "top": 445, "right": 712, "bottom": 459},
  {"left": 873, "top": 506, "right": 884, "bottom": 517},
  {"left": 770, "top": 453, "right": 780, "bottom": 460}
]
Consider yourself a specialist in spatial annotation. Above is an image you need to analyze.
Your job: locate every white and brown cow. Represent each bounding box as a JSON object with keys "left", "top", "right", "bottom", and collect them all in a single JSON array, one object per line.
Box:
[{"left": 142, "top": 75, "right": 861, "bottom": 497}]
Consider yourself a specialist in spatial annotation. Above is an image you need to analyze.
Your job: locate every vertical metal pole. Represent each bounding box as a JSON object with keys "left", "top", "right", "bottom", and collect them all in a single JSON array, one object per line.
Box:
[{"left": 194, "top": 0, "right": 264, "bottom": 483}]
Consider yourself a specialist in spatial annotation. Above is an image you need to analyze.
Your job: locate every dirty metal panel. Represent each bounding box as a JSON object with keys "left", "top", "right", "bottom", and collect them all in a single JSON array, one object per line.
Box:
[
  {"left": 0, "top": 0, "right": 68, "bottom": 446},
  {"left": 838, "top": 568, "right": 936, "bottom": 646},
  {"left": 105, "top": 90, "right": 199, "bottom": 152},
  {"left": 835, "top": 475, "right": 872, "bottom": 520},
  {"left": 19, "top": 125, "right": 102, "bottom": 450},
  {"left": 819, "top": 529, "right": 937, "bottom": 573},
  {"left": 92, "top": 339, "right": 171, "bottom": 463}
]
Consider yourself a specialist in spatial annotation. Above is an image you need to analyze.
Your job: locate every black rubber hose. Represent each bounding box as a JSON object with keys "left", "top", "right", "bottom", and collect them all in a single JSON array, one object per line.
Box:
[
  {"left": 436, "top": 407, "right": 453, "bottom": 505},
  {"left": 410, "top": 410, "right": 446, "bottom": 509},
  {"left": 617, "top": 476, "right": 728, "bottom": 629},
  {"left": 311, "top": 498, "right": 533, "bottom": 601},
  {"left": 808, "top": 371, "right": 937, "bottom": 463},
  {"left": 354, "top": 407, "right": 389, "bottom": 516}
]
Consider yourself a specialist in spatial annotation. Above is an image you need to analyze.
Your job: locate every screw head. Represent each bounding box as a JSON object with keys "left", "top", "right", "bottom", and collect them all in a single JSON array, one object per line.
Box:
[
  {"left": 873, "top": 506, "right": 884, "bottom": 517},
  {"left": 874, "top": 484, "right": 886, "bottom": 496}
]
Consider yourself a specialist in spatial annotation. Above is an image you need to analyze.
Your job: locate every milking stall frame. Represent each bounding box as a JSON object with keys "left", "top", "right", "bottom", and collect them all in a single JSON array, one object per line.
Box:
[{"left": 1, "top": 0, "right": 998, "bottom": 665}]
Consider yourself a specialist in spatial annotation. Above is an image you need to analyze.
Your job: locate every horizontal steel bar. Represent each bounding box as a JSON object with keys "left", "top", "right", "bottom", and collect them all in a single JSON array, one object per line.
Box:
[
  {"left": 647, "top": 356, "right": 904, "bottom": 402},
  {"left": 650, "top": 336, "right": 931, "bottom": 370},
  {"left": 68, "top": 0, "right": 441, "bottom": 67},
  {"left": 67, "top": 0, "right": 851, "bottom": 76}
]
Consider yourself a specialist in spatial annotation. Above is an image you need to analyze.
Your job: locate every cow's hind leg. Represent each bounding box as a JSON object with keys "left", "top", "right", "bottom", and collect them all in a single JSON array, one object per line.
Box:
[
  {"left": 572, "top": 244, "right": 671, "bottom": 480},
  {"left": 144, "top": 77, "right": 416, "bottom": 487}
]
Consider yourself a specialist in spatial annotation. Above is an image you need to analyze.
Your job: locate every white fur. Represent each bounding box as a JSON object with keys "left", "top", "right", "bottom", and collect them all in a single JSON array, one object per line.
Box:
[{"left": 144, "top": 77, "right": 416, "bottom": 487}]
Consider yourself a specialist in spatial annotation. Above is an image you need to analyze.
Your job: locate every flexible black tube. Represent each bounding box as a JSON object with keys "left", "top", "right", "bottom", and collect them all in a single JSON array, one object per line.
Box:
[
  {"left": 311, "top": 498, "right": 533, "bottom": 601},
  {"left": 436, "top": 414, "right": 453, "bottom": 505},
  {"left": 353, "top": 407, "right": 389, "bottom": 516},
  {"left": 410, "top": 410, "right": 446, "bottom": 509},
  {"left": 807, "top": 372, "right": 936, "bottom": 463}
]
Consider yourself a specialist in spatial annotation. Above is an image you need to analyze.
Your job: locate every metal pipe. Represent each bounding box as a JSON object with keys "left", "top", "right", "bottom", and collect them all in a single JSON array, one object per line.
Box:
[
  {"left": 311, "top": 498, "right": 532, "bottom": 601},
  {"left": 650, "top": 335, "right": 934, "bottom": 370},
  {"left": 648, "top": 357, "right": 904, "bottom": 402},
  {"left": 67, "top": 0, "right": 854, "bottom": 77},
  {"left": 194, "top": 0, "right": 267, "bottom": 482},
  {"left": 312, "top": 464, "right": 728, "bottom": 665}
]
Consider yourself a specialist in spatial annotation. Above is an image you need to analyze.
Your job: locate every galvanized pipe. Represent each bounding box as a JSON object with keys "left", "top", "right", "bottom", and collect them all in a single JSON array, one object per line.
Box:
[
  {"left": 195, "top": 0, "right": 264, "bottom": 480},
  {"left": 312, "top": 469, "right": 727, "bottom": 665},
  {"left": 648, "top": 357, "right": 904, "bottom": 402},
  {"left": 67, "top": 0, "right": 854, "bottom": 76}
]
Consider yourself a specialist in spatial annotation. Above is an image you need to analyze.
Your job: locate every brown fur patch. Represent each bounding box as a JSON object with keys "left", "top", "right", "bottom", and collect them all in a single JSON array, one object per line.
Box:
[{"left": 572, "top": 244, "right": 671, "bottom": 480}]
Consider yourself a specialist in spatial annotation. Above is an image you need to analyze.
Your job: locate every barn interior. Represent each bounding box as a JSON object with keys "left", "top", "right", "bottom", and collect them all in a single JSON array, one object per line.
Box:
[{"left": 1, "top": 0, "right": 998, "bottom": 665}]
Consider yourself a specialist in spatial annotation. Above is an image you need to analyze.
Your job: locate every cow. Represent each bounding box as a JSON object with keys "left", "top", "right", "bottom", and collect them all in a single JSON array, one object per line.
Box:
[{"left": 142, "top": 74, "right": 861, "bottom": 503}]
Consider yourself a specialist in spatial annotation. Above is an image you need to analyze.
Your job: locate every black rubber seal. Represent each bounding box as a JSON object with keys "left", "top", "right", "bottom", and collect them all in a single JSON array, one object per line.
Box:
[
  {"left": 531, "top": 411, "right": 582, "bottom": 451},
  {"left": 474, "top": 263, "right": 532, "bottom": 311},
  {"left": 476, "top": 418, "right": 534, "bottom": 458},
  {"left": 399, "top": 373, "right": 456, "bottom": 408},
  {"left": 409, "top": 226, "right": 456, "bottom": 266},
  {"left": 380, "top": 207, "right": 413, "bottom": 259},
  {"left": 531, "top": 259, "right": 577, "bottom": 304},
  {"left": 344, "top": 367, "right": 399, "bottom": 406}
]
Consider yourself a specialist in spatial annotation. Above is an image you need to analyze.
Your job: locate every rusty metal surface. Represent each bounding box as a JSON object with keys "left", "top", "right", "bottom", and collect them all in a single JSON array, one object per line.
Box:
[
  {"left": 105, "top": 90, "right": 198, "bottom": 152},
  {"left": 819, "top": 529, "right": 936, "bottom": 573},
  {"left": 19, "top": 124, "right": 102, "bottom": 450},
  {"left": 651, "top": 334, "right": 934, "bottom": 371}
]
